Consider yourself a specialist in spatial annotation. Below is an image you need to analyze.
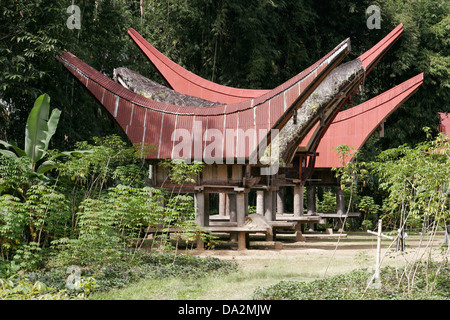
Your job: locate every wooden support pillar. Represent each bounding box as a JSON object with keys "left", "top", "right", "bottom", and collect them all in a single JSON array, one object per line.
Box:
[
  {"left": 264, "top": 190, "right": 276, "bottom": 241},
  {"left": 228, "top": 194, "right": 237, "bottom": 223},
  {"left": 256, "top": 190, "right": 264, "bottom": 216},
  {"left": 236, "top": 191, "right": 248, "bottom": 227},
  {"left": 306, "top": 186, "right": 316, "bottom": 215},
  {"left": 294, "top": 222, "right": 306, "bottom": 242},
  {"left": 194, "top": 190, "right": 209, "bottom": 250},
  {"left": 277, "top": 188, "right": 285, "bottom": 215},
  {"left": 264, "top": 190, "right": 275, "bottom": 221},
  {"left": 236, "top": 190, "right": 248, "bottom": 250},
  {"left": 237, "top": 232, "right": 247, "bottom": 251},
  {"left": 194, "top": 191, "right": 209, "bottom": 227},
  {"left": 219, "top": 193, "right": 226, "bottom": 216},
  {"left": 307, "top": 186, "right": 316, "bottom": 231},
  {"left": 336, "top": 187, "right": 345, "bottom": 216},
  {"left": 293, "top": 184, "right": 304, "bottom": 217},
  {"left": 228, "top": 193, "right": 238, "bottom": 242},
  {"left": 336, "top": 187, "right": 345, "bottom": 232}
]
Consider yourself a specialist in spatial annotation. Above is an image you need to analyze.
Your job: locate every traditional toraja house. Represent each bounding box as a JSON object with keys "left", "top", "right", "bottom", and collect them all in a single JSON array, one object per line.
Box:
[
  {"left": 127, "top": 25, "right": 423, "bottom": 234},
  {"left": 57, "top": 24, "right": 423, "bottom": 250}
]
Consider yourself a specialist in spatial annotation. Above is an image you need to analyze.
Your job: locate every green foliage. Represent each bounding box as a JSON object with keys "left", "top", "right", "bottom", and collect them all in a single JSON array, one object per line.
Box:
[
  {"left": 317, "top": 191, "right": 337, "bottom": 213},
  {"left": 332, "top": 145, "right": 368, "bottom": 189},
  {"left": 12, "top": 242, "right": 44, "bottom": 272},
  {"left": 253, "top": 261, "right": 450, "bottom": 300},
  {"left": 0, "top": 94, "right": 62, "bottom": 183},
  {"left": 0, "top": 194, "right": 27, "bottom": 260},
  {"left": 0, "top": 185, "right": 70, "bottom": 261},
  {"left": 358, "top": 196, "right": 381, "bottom": 230},
  {"left": 0, "top": 270, "right": 99, "bottom": 300},
  {"left": 160, "top": 159, "right": 204, "bottom": 186},
  {"left": 48, "top": 156, "right": 209, "bottom": 269},
  {"left": 370, "top": 132, "right": 449, "bottom": 229},
  {"left": 23, "top": 94, "right": 61, "bottom": 170},
  {"left": 57, "top": 135, "right": 147, "bottom": 193},
  {"left": 18, "top": 252, "right": 237, "bottom": 295},
  {"left": 0, "top": 276, "right": 68, "bottom": 300}
]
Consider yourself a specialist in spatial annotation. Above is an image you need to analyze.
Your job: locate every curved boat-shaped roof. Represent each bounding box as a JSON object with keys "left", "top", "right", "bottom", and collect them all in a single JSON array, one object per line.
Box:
[
  {"left": 129, "top": 24, "right": 403, "bottom": 105},
  {"left": 58, "top": 38, "right": 350, "bottom": 161},
  {"left": 129, "top": 24, "right": 404, "bottom": 163},
  {"left": 300, "top": 73, "right": 424, "bottom": 168},
  {"left": 128, "top": 28, "right": 270, "bottom": 104}
]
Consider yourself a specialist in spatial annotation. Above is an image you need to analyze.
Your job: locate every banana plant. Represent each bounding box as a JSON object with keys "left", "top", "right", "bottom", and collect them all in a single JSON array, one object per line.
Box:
[{"left": 0, "top": 94, "right": 62, "bottom": 174}]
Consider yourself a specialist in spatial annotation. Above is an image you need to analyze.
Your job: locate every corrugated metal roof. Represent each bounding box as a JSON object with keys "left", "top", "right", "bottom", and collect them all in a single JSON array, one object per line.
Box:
[
  {"left": 58, "top": 36, "right": 349, "bottom": 161},
  {"left": 300, "top": 73, "right": 424, "bottom": 168},
  {"left": 130, "top": 24, "right": 406, "bottom": 165},
  {"left": 128, "top": 28, "right": 270, "bottom": 104},
  {"left": 129, "top": 24, "right": 403, "bottom": 105}
]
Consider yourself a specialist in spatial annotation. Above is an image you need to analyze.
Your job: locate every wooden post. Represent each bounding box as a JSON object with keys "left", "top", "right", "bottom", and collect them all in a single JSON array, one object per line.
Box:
[
  {"left": 219, "top": 193, "right": 226, "bottom": 216},
  {"left": 293, "top": 184, "right": 304, "bottom": 217},
  {"left": 228, "top": 193, "right": 238, "bottom": 242},
  {"left": 277, "top": 188, "right": 285, "bottom": 215},
  {"left": 264, "top": 190, "right": 276, "bottom": 241},
  {"left": 294, "top": 222, "right": 306, "bottom": 242},
  {"left": 236, "top": 192, "right": 247, "bottom": 227},
  {"left": 256, "top": 190, "right": 264, "bottom": 216},
  {"left": 237, "top": 232, "right": 247, "bottom": 251},
  {"left": 264, "top": 190, "right": 274, "bottom": 221},
  {"left": 229, "top": 194, "right": 237, "bottom": 223},
  {"left": 367, "top": 219, "right": 393, "bottom": 285},
  {"left": 236, "top": 190, "right": 248, "bottom": 250},
  {"left": 194, "top": 191, "right": 209, "bottom": 227},
  {"left": 194, "top": 190, "right": 209, "bottom": 250},
  {"left": 306, "top": 186, "right": 316, "bottom": 215},
  {"left": 307, "top": 186, "right": 316, "bottom": 231},
  {"left": 375, "top": 219, "right": 382, "bottom": 281},
  {"left": 336, "top": 187, "right": 345, "bottom": 216}
]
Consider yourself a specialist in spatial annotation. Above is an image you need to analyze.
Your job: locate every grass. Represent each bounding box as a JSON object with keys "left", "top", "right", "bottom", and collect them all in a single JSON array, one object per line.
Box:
[
  {"left": 89, "top": 255, "right": 376, "bottom": 300},
  {"left": 89, "top": 250, "right": 372, "bottom": 299},
  {"left": 89, "top": 231, "right": 447, "bottom": 300}
]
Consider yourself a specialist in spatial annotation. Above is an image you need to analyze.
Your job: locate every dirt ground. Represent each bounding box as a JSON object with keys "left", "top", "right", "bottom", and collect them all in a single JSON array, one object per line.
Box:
[{"left": 194, "top": 231, "right": 447, "bottom": 271}]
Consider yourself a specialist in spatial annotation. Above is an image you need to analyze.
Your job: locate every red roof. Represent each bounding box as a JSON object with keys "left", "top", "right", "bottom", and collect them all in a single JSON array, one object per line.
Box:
[
  {"left": 128, "top": 28, "right": 270, "bottom": 104},
  {"left": 129, "top": 24, "right": 403, "bottom": 105},
  {"left": 440, "top": 112, "right": 450, "bottom": 135},
  {"left": 300, "top": 73, "right": 424, "bottom": 168},
  {"left": 129, "top": 25, "right": 404, "bottom": 164},
  {"left": 58, "top": 37, "right": 350, "bottom": 161}
]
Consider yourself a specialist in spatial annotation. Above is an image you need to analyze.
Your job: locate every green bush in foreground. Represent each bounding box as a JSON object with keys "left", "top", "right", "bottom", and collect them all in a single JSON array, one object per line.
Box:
[
  {"left": 253, "top": 261, "right": 450, "bottom": 300},
  {"left": 1, "top": 252, "right": 237, "bottom": 299}
]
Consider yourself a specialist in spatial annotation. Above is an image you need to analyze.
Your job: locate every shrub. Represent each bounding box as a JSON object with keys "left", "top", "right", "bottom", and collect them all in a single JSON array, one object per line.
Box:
[
  {"left": 252, "top": 261, "right": 450, "bottom": 300},
  {"left": 0, "top": 276, "right": 68, "bottom": 300},
  {"left": 24, "top": 252, "right": 238, "bottom": 294}
]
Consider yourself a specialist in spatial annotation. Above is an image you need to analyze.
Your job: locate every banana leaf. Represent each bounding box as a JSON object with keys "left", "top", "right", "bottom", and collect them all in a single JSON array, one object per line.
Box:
[{"left": 24, "top": 94, "right": 61, "bottom": 169}]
